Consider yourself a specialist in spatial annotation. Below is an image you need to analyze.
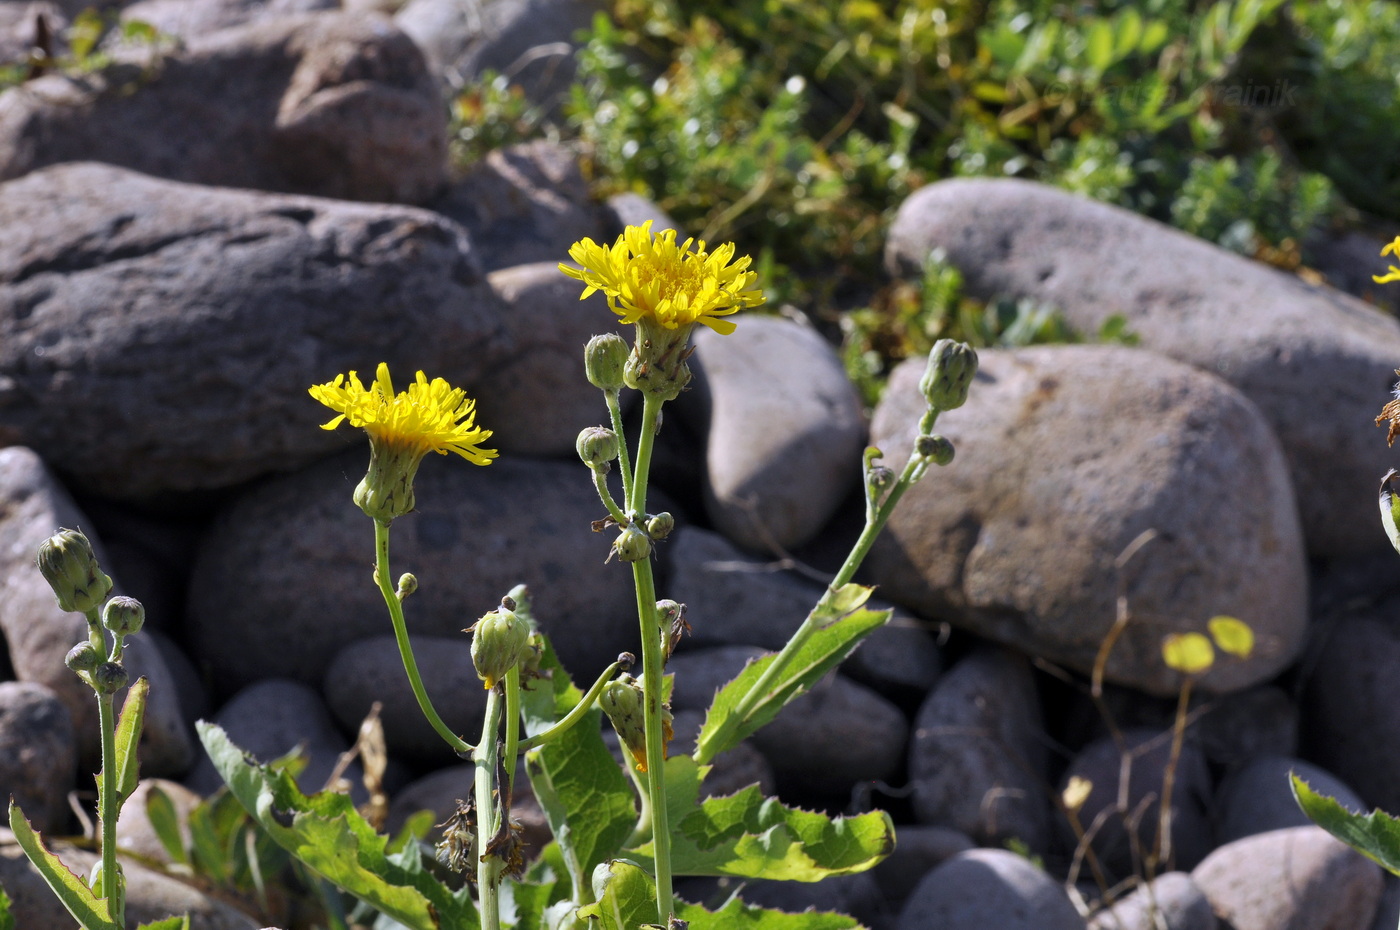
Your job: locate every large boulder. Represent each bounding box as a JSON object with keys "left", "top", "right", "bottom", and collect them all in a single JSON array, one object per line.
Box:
[
  {"left": 0, "top": 12, "right": 447, "bottom": 203},
  {"left": 0, "top": 162, "right": 503, "bottom": 500},
  {"left": 886, "top": 178, "right": 1400, "bottom": 556},
  {"left": 866, "top": 345, "right": 1307, "bottom": 696}
]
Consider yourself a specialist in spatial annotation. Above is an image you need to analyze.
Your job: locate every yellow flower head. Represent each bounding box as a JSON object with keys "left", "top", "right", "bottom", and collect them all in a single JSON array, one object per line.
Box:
[
  {"left": 1375, "top": 236, "right": 1400, "bottom": 285},
  {"left": 309, "top": 363, "right": 495, "bottom": 521},
  {"left": 310, "top": 363, "right": 496, "bottom": 465},
  {"left": 559, "top": 221, "right": 764, "bottom": 335}
]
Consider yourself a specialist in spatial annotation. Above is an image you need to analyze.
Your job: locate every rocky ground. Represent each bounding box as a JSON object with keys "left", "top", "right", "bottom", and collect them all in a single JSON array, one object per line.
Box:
[{"left": 2, "top": 1, "right": 1400, "bottom": 928}]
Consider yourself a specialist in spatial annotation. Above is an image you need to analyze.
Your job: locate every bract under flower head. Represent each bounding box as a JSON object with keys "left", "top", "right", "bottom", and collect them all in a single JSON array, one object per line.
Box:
[
  {"left": 559, "top": 220, "right": 764, "bottom": 335},
  {"left": 1375, "top": 236, "right": 1400, "bottom": 285},
  {"left": 309, "top": 363, "right": 496, "bottom": 466}
]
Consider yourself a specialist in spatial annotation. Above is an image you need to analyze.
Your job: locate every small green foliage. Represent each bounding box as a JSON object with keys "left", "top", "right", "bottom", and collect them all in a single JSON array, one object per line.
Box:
[
  {"left": 7, "top": 801, "right": 118, "bottom": 930},
  {"left": 0, "top": 8, "right": 172, "bottom": 93},
  {"left": 450, "top": 70, "right": 556, "bottom": 168}
]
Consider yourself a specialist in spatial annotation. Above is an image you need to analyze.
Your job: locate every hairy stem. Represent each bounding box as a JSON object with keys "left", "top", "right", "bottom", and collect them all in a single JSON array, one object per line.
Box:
[{"left": 474, "top": 687, "right": 505, "bottom": 930}]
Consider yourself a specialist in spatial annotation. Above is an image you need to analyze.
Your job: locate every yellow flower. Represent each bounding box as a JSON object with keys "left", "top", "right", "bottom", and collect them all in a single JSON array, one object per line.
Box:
[
  {"left": 559, "top": 221, "right": 764, "bottom": 335},
  {"left": 1374, "top": 236, "right": 1400, "bottom": 284},
  {"left": 309, "top": 363, "right": 495, "bottom": 521}
]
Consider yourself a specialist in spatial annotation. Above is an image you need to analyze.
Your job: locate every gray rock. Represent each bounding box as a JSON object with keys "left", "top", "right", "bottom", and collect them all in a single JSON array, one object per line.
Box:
[
  {"left": 1059, "top": 728, "right": 1213, "bottom": 878},
  {"left": 477, "top": 261, "right": 628, "bottom": 456},
  {"left": 1088, "top": 872, "right": 1217, "bottom": 930},
  {"left": 666, "top": 646, "right": 907, "bottom": 795},
  {"left": 1369, "top": 874, "right": 1400, "bottom": 930},
  {"left": 908, "top": 647, "right": 1052, "bottom": 851},
  {"left": 866, "top": 346, "right": 1308, "bottom": 697},
  {"left": 0, "top": 3, "right": 64, "bottom": 67},
  {"left": 121, "top": 0, "right": 339, "bottom": 39},
  {"left": 0, "top": 446, "right": 193, "bottom": 773},
  {"left": 185, "top": 678, "right": 362, "bottom": 800},
  {"left": 604, "top": 193, "right": 678, "bottom": 237},
  {"left": 1194, "top": 685, "right": 1298, "bottom": 768},
  {"left": 0, "top": 162, "right": 503, "bottom": 500},
  {"left": 1214, "top": 756, "right": 1364, "bottom": 845},
  {"left": 187, "top": 454, "right": 639, "bottom": 693},
  {"left": 433, "top": 140, "right": 605, "bottom": 273},
  {"left": 1301, "top": 603, "right": 1400, "bottom": 814},
  {"left": 896, "top": 848, "right": 1086, "bottom": 930},
  {"left": 323, "top": 634, "right": 489, "bottom": 764},
  {"left": 396, "top": 0, "right": 602, "bottom": 109},
  {"left": 885, "top": 178, "right": 1400, "bottom": 556},
  {"left": 1305, "top": 228, "right": 1400, "bottom": 316},
  {"left": 0, "top": 681, "right": 75, "bottom": 834},
  {"left": 0, "top": 829, "right": 263, "bottom": 929},
  {"left": 0, "top": 12, "right": 448, "bottom": 204},
  {"left": 115, "top": 778, "right": 204, "bottom": 866},
  {"left": 1192, "top": 826, "right": 1382, "bottom": 930},
  {"left": 869, "top": 824, "right": 976, "bottom": 911},
  {"left": 685, "top": 315, "right": 866, "bottom": 554}
]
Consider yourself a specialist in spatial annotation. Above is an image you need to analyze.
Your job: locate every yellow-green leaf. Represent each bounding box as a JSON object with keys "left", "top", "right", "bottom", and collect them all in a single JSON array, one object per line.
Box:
[
  {"left": 1162, "top": 632, "right": 1214, "bottom": 674},
  {"left": 1208, "top": 616, "right": 1254, "bottom": 658}
]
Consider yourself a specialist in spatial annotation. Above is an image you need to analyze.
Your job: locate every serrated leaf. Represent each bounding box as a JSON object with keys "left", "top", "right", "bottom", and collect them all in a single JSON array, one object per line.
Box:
[
  {"left": 197, "top": 722, "right": 478, "bottom": 930},
  {"left": 8, "top": 801, "right": 118, "bottom": 930},
  {"left": 1207, "top": 616, "right": 1254, "bottom": 658},
  {"left": 135, "top": 916, "right": 190, "bottom": 930},
  {"left": 519, "top": 635, "right": 636, "bottom": 903},
  {"left": 678, "top": 894, "right": 863, "bottom": 929},
  {"left": 1292, "top": 774, "right": 1400, "bottom": 876},
  {"left": 144, "top": 785, "right": 191, "bottom": 868},
  {"left": 633, "top": 757, "right": 893, "bottom": 881},
  {"left": 113, "top": 677, "right": 148, "bottom": 805},
  {"left": 694, "top": 607, "right": 890, "bottom": 762}
]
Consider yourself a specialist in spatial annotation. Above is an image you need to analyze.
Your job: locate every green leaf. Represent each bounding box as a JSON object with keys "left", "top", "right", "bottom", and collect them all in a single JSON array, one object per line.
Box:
[
  {"left": 633, "top": 756, "right": 894, "bottom": 881},
  {"left": 678, "top": 894, "right": 863, "bottom": 929},
  {"left": 1084, "top": 20, "right": 1115, "bottom": 72},
  {"left": 1380, "top": 471, "right": 1400, "bottom": 557},
  {"left": 520, "top": 635, "right": 636, "bottom": 902},
  {"left": 113, "top": 677, "right": 149, "bottom": 806},
  {"left": 694, "top": 604, "right": 890, "bottom": 762},
  {"left": 196, "top": 721, "right": 478, "bottom": 930},
  {"left": 144, "top": 785, "right": 191, "bottom": 868},
  {"left": 576, "top": 861, "right": 658, "bottom": 929},
  {"left": 7, "top": 801, "right": 118, "bottom": 930},
  {"left": 1292, "top": 774, "right": 1400, "bottom": 876},
  {"left": 135, "top": 917, "right": 189, "bottom": 930},
  {"left": 0, "top": 883, "right": 15, "bottom": 930}
]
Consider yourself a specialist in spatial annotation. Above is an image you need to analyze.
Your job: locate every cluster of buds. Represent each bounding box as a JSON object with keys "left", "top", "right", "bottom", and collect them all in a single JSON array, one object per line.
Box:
[
  {"left": 915, "top": 339, "right": 978, "bottom": 466},
  {"left": 611, "top": 510, "right": 674, "bottom": 564},
  {"left": 38, "top": 529, "right": 144, "bottom": 695}
]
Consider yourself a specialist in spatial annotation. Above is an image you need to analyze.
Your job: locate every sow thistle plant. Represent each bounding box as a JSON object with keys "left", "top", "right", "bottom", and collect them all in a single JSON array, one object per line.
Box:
[
  {"left": 1290, "top": 235, "right": 1400, "bottom": 927},
  {"left": 19, "top": 225, "right": 977, "bottom": 930}
]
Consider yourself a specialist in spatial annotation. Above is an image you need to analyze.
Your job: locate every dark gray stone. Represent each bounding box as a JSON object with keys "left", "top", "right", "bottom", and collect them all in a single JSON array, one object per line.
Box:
[
  {"left": 896, "top": 848, "right": 1085, "bottom": 930},
  {"left": 1215, "top": 756, "right": 1364, "bottom": 845},
  {"left": 0, "top": 681, "right": 75, "bottom": 833}
]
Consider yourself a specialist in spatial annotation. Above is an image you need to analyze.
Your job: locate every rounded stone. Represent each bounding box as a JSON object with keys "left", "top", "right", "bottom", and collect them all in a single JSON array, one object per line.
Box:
[
  {"left": 1215, "top": 756, "right": 1365, "bottom": 845},
  {"left": 867, "top": 345, "right": 1307, "bottom": 697},
  {"left": 1088, "top": 871, "right": 1217, "bottom": 930},
  {"left": 0, "top": 681, "right": 75, "bottom": 833},
  {"left": 896, "top": 848, "right": 1085, "bottom": 930}
]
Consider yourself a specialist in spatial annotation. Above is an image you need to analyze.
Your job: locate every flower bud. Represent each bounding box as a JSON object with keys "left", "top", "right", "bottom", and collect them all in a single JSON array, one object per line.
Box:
[
  {"left": 919, "top": 340, "right": 978, "bottom": 412},
  {"left": 915, "top": 434, "right": 955, "bottom": 465},
  {"left": 36, "top": 528, "right": 113, "bottom": 615},
  {"left": 470, "top": 603, "right": 531, "bottom": 689},
  {"left": 93, "top": 661, "right": 129, "bottom": 695},
  {"left": 102, "top": 596, "right": 145, "bottom": 637},
  {"left": 65, "top": 641, "right": 103, "bottom": 674},
  {"left": 517, "top": 631, "right": 545, "bottom": 680},
  {"left": 646, "top": 511, "right": 675, "bottom": 540},
  {"left": 600, "top": 676, "right": 647, "bottom": 771},
  {"left": 584, "top": 333, "right": 631, "bottom": 392},
  {"left": 614, "top": 524, "right": 652, "bottom": 562},
  {"left": 396, "top": 573, "right": 418, "bottom": 600},
  {"left": 576, "top": 426, "right": 620, "bottom": 470},
  {"left": 867, "top": 464, "right": 895, "bottom": 494}
]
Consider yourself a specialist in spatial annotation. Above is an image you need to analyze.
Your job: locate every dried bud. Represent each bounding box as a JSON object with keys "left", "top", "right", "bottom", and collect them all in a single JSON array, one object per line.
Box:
[
  {"left": 469, "top": 604, "right": 531, "bottom": 689},
  {"left": 584, "top": 332, "right": 631, "bottom": 392},
  {"left": 65, "top": 641, "right": 103, "bottom": 674},
  {"left": 919, "top": 339, "right": 978, "bottom": 412},
  {"left": 914, "top": 434, "right": 955, "bottom": 465},
  {"left": 646, "top": 511, "right": 675, "bottom": 540},
  {"left": 614, "top": 524, "right": 652, "bottom": 562},
  {"left": 36, "top": 528, "right": 112, "bottom": 615},
  {"left": 576, "top": 426, "right": 620, "bottom": 470},
  {"left": 93, "top": 661, "right": 129, "bottom": 695},
  {"left": 102, "top": 596, "right": 145, "bottom": 637}
]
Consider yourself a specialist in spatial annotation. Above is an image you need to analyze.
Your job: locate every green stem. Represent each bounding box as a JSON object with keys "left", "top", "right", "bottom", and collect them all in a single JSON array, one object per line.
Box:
[
  {"left": 518, "top": 658, "right": 626, "bottom": 751},
  {"left": 628, "top": 394, "right": 672, "bottom": 923},
  {"left": 474, "top": 687, "right": 505, "bottom": 930},
  {"left": 591, "top": 468, "right": 628, "bottom": 527},
  {"left": 504, "top": 667, "right": 521, "bottom": 798},
  {"left": 97, "top": 689, "right": 122, "bottom": 928},
  {"left": 606, "top": 389, "right": 634, "bottom": 508},
  {"left": 372, "top": 520, "right": 474, "bottom": 756},
  {"left": 693, "top": 448, "right": 929, "bottom": 766}
]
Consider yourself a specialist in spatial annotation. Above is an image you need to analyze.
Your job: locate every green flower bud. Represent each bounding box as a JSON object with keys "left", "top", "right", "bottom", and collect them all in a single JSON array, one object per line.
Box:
[
  {"left": 867, "top": 464, "right": 895, "bottom": 494},
  {"left": 396, "top": 573, "right": 418, "bottom": 600},
  {"left": 625, "top": 318, "right": 692, "bottom": 401},
  {"left": 36, "top": 528, "right": 112, "bottom": 615},
  {"left": 518, "top": 631, "right": 545, "bottom": 680},
  {"left": 65, "top": 641, "right": 103, "bottom": 674},
  {"left": 584, "top": 332, "right": 630, "bottom": 392},
  {"left": 915, "top": 434, "right": 955, "bottom": 466},
  {"left": 919, "top": 339, "right": 978, "bottom": 412},
  {"left": 600, "top": 676, "right": 654, "bottom": 772},
  {"left": 614, "top": 524, "right": 652, "bottom": 562},
  {"left": 93, "top": 661, "right": 129, "bottom": 695},
  {"left": 646, "top": 511, "right": 675, "bottom": 540},
  {"left": 353, "top": 440, "right": 423, "bottom": 523},
  {"left": 470, "top": 603, "right": 531, "bottom": 689},
  {"left": 102, "top": 596, "right": 145, "bottom": 637},
  {"left": 576, "top": 426, "right": 620, "bottom": 470}
]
